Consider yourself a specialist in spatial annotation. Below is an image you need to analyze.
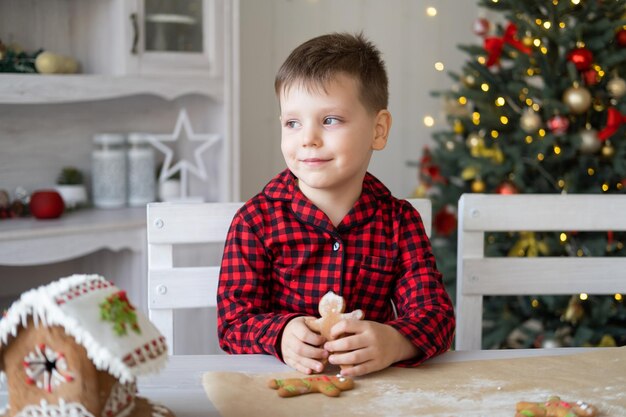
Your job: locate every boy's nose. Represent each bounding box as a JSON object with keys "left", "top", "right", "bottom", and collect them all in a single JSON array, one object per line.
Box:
[{"left": 302, "top": 125, "right": 322, "bottom": 147}]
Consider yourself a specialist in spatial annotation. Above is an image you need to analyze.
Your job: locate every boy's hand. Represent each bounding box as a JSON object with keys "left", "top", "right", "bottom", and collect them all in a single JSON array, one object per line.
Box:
[
  {"left": 280, "top": 316, "right": 329, "bottom": 374},
  {"left": 323, "top": 319, "right": 419, "bottom": 377}
]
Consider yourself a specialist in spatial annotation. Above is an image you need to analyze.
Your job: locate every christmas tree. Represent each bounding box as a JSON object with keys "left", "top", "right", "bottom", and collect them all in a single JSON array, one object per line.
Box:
[{"left": 418, "top": 0, "right": 626, "bottom": 349}]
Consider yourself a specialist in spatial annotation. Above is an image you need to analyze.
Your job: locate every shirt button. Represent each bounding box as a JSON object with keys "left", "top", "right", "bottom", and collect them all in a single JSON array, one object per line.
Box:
[{"left": 333, "top": 241, "right": 340, "bottom": 251}]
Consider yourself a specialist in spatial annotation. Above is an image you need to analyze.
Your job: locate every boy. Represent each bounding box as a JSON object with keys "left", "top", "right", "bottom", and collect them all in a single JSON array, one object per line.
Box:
[{"left": 217, "top": 32, "right": 455, "bottom": 377}]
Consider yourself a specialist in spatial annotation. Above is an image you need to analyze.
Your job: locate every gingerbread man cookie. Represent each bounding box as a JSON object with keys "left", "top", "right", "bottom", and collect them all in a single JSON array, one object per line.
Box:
[
  {"left": 305, "top": 291, "right": 364, "bottom": 341},
  {"left": 516, "top": 396, "right": 598, "bottom": 417},
  {"left": 305, "top": 291, "right": 364, "bottom": 372},
  {"left": 268, "top": 375, "right": 354, "bottom": 397}
]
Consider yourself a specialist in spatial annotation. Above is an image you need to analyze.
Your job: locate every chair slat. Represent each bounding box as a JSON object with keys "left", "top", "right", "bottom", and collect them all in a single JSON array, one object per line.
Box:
[
  {"left": 462, "top": 258, "right": 626, "bottom": 295},
  {"left": 147, "top": 203, "right": 242, "bottom": 244},
  {"left": 461, "top": 194, "right": 626, "bottom": 231},
  {"left": 149, "top": 266, "right": 220, "bottom": 309}
]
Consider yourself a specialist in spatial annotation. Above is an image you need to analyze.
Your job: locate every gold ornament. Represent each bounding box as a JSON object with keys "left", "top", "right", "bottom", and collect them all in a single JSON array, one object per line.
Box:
[
  {"left": 453, "top": 119, "right": 465, "bottom": 134},
  {"left": 601, "top": 141, "right": 615, "bottom": 158},
  {"left": 466, "top": 132, "right": 484, "bottom": 149},
  {"left": 412, "top": 184, "right": 428, "bottom": 198},
  {"left": 461, "top": 166, "right": 479, "bottom": 180},
  {"left": 597, "top": 335, "right": 617, "bottom": 347},
  {"left": 563, "top": 84, "right": 592, "bottom": 114},
  {"left": 463, "top": 74, "right": 476, "bottom": 88},
  {"left": 471, "top": 179, "right": 486, "bottom": 193},
  {"left": 579, "top": 127, "right": 601, "bottom": 154},
  {"left": 520, "top": 108, "right": 542, "bottom": 133},
  {"left": 561, "top": 295, "right": 584, "bottom": 324},
  {"left": 607, "top": 77, "right": 626, "bottom": 99},
  {"left": 444, "top": 97, "right": 470, "bottom": 117},
  {"left": 592, "top": 98, "right": 605, "bottom": 112},
  {"left": 508, "top": 232, "right": 550, "bottom": 257}
]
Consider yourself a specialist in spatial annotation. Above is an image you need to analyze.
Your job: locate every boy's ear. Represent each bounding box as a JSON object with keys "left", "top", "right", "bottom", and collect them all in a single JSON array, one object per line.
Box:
[{"left": 372, "top": 109, "right": 392, "bottom": 151}]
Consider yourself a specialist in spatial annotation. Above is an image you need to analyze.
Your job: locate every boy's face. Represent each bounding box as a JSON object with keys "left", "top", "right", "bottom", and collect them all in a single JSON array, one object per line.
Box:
[{"left": 279, "top": 73, "right": 390, "bottom": 197}]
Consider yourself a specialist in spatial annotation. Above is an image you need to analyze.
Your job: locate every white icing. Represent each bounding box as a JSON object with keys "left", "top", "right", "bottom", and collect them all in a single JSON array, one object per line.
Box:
[
  {"left": 24, "top": 344, "right": 74, "bottom": 393},
  {"left": 149, "top": 401, "right": 170, "bottom": 417},
  {"left": 102, "top": 381, "right": 137, "bottom": 417},
  {"left": 0, "top": 274, "right": 167, "bottom": 384},
  {"left": 13, "top": 399, "right": 96, "bottom": 417}
]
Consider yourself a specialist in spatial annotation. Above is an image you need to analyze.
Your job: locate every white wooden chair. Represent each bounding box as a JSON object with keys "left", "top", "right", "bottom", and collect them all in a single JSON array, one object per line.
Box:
[
  {"left": 147, "top": 198, "right": 432, "bottom": 354},
  {"left": 455, "top": 194, "right": 626, "bottom": 350}
]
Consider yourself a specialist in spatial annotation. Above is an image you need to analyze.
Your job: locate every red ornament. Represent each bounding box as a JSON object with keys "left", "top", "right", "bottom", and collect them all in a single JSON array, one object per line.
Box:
[
  {"left": 484, "top": 23, "right": 532, "bottom": 67},
  {"left": 495, "top": 181, "right": 519, "bottom": 195},
  {"left": 598, "top": 107, "right": 626, "bottom": 141},
  {"left": 473, "top": 17, "right": 491, "bottom": 37},
  {"left": 617, "top": 29, "right": 626, "bottom": 47},
  {"left": 419, "top": 148, "right": 447, "bottom": 184},
  {"left": 434, "top": 207, "right": 457, "bottom": 237},
  {"left": 566, "top": 47, "right": 593, "bottom": 71},
  {"left": 583, "top": 68, "right": 599, "bottom": 86},
  {"left": 547, "top": 115, "right": 570, "bottom": 136},
  {"left": 29, "top": 190, "right": 65, "bottom": 219}
]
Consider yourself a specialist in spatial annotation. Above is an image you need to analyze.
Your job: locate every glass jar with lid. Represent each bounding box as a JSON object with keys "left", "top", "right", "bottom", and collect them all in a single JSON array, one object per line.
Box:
[
  {"left": 92, "top": 133, "right": 127, "bottom": 208},
  {"left": 127, "top": 133, "right": 156, "bottom": 206}
]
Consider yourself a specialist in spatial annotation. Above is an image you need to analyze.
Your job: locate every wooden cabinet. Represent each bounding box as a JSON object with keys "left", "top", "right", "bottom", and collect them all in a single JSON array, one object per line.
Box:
[
  {"left": 122, "top": 0, "right": 222, "bottom": 77},
  {"left": 0, "top": 0, "right": 234, "bottom": 104},
  {"left": 0, "top": 0, "right": 238, "bottom": 198},
  {"left": 0, "top": 0, "right": 239, "bottom": 313}
]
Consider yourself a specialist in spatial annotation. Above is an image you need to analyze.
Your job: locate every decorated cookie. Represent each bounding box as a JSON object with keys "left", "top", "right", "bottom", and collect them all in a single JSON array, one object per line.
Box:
[
  {"left": 305, "top": 291, "right": 364, "bottom": 341},
  {"left": 268, "top": 375, "right": 354, "bottom": 397},
  {"left": 305, "top": 291, "right": 364, "bottom": 371},
  {"left": 516, "top": 396, "right": 598, "bottom": 417}
]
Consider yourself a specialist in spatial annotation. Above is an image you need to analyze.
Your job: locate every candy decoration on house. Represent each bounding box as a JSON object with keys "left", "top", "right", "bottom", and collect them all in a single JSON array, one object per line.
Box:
[
  {"left": 99, "top": 291, "right": 141, "bottom": 336},
  {"left": 146, "top": 108, "right": 221, "bottom": 201},
  {"left": 0, "top": 274, "right": 175, "bottom": 417},
  {"left": 23, "top": 344, "right": 75, "bottom": 393}
]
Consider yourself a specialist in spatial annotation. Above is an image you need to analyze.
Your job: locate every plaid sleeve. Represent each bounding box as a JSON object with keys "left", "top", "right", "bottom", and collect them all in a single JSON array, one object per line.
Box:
[
  {"left": 216, "top": 209, "right": 300, "bottom": 359},
  {"left": 387, "top": 202, "right": 456, "bottom": 366}
]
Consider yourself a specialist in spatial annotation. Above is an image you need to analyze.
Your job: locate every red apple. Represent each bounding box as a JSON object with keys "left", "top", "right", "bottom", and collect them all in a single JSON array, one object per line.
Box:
[{"left": 29, "top": 190, "right": 65, "bottom": 219}]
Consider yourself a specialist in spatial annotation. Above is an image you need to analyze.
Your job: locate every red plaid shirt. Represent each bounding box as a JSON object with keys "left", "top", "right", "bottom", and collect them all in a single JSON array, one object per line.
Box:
[{"left": 217, "top": 169, "right": 455, "bottom": 366}]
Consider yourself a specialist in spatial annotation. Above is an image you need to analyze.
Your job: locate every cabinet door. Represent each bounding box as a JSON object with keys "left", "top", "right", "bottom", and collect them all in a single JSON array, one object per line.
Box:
[{"left": 124, "top": 0, "right": 221, "bottom": 76}]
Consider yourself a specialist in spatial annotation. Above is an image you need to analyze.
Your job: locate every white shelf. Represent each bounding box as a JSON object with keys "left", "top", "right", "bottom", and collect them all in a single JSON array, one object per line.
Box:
[{"left": 0, "top": 74, "right": 224, "bottom": 104}]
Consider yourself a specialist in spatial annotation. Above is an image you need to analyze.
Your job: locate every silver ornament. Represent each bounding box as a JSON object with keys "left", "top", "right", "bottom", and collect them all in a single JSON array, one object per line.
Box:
[
  {"left": 607, "top": 77, "right": 626, "bottom": 99},
  {"left": 520, "top": 108, "right": 542, "bottom": 133},
  {"left": 563, "top": 85, "right": 592, "bottom": 114},
  {"left": 579, "top": 128, "right": 601, "bottom": 154}
]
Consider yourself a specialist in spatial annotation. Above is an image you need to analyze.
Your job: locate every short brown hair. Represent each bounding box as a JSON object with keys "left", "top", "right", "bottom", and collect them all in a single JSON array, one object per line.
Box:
[{"left": 275, "top": 32, "right": 388, "bottom": 113}]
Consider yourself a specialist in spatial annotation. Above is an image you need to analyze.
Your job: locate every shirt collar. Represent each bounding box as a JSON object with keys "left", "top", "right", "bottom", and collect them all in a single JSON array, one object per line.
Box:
[{"left": 263, "top": 169, "right": 391, "bottom": 232}]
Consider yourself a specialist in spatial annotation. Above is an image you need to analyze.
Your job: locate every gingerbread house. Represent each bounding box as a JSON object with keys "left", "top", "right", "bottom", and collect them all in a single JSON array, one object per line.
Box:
[{"left": 0, "top": 274, "right": 174, "bottom": 417}]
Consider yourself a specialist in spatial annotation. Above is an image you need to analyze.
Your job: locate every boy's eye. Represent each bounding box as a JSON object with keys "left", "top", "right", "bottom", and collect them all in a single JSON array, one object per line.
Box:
[
  {"left": 323, "top": 117, "right": 341, "bottom": 126},
  {"left": 285, "top": 120, "right": 301, "bottom": 128}
]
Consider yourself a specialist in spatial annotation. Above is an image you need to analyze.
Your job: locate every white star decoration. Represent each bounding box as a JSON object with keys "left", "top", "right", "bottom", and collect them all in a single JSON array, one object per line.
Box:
[{"left": 147, "top": 108, "right": 220, "bottom": 200}]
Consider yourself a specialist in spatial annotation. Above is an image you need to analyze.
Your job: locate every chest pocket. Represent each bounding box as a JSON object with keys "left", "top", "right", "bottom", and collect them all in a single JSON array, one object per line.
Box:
[{"left": 357, "top": 255, "right": 396, "bottom": 287}]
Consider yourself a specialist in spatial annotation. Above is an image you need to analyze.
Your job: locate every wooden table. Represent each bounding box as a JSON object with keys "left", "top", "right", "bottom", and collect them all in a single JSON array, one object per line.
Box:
[
  {"left": 138, "top": 348, "right": 598, "bottom": 417},
  {"left": 0, "top": 348, "right": 611, "bottom": 416}
]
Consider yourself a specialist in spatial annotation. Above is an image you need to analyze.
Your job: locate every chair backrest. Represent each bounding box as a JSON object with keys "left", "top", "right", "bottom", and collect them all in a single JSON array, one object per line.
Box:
[
  {"left": 455, "top": 194, "right": 626, "bottom": 350},
  {"left": 147, "top": 198, "right": 431, "bottom": 354}
]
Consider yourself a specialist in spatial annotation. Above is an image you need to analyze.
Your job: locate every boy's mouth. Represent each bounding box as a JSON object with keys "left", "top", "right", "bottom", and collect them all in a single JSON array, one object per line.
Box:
[{"left": 301, "top": 158, "right": 331, "bottom": 163}]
